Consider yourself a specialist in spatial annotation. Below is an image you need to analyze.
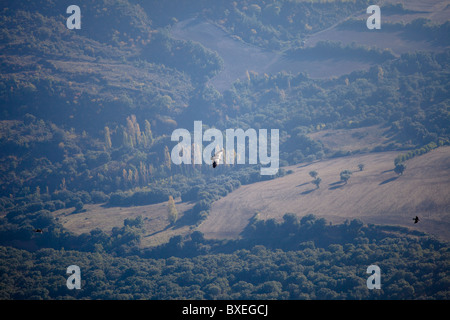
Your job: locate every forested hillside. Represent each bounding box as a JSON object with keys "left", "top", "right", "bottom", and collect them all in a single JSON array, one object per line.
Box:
[
  {"left": 0, "top": 0, "right": 448, "bottom": 300},
  {"left": 1, "top": 215, "right": 449, "bottom": 300}
]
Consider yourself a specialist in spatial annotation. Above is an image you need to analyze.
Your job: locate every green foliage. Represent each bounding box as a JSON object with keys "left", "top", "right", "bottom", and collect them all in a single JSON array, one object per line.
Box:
[
  {"left": 201, "top": 0, "right": 370, "bottom": 51},
  {"left": 394, "top": 163, "right": 406, "bottom": 176},
  {"left": 167, "top": 196, "right": 178, "bottom": 224},
  {"left": 312, "top": 177, "right": 322, "bottom": 189},
  {"left": 124, "top": 215, "right": 144, "bottom": 228},
  {"left": 340, "top": 170, "right": 352, "bottom": 184},
  {"left": 309, "top": 170, "right": 318, "bottom": 179},
  {"left": 339, "top": 17, "right": 450, "bottom": 46},
  {"left": 144, "top": 30, "right": 224, "bottom": 83},
  {"left": 0, "top": 215, "right": 448, "bottom": 300},
  {"left": 0, "top": 0, "right": 449, "bottom": 301},
  {"left": 287, "top": 41, "right": 396, "bottom": 62},
  {"left": 107, "top": 187, "right": 175, "bottom": 207},
  {"left": 1, "top": 4, "right": 449, "bottom": 204},
  {"left": 394, "top": 142, "right": 440, "bottom": 166}
]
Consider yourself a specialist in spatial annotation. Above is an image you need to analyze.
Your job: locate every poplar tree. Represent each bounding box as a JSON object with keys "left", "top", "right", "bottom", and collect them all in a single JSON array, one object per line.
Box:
[
  {"left": 167, "top": 196, "right": 178, "bottom": 224},
  {"left": 104, "top": 126, "right": 112, "bottom": 149},
  {"left": 164, "top": 146, "right": 171, "bottom": 170},
  {"left": 144, "top": 119, "right": 153, "bottom": 144}
]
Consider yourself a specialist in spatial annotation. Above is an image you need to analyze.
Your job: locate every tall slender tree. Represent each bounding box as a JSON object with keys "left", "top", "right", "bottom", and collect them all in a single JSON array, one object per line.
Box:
[
  {"left": 167, "top": 195, "right": 178, "bottom": 224},
  {"left": 104, "top": 126, "right": 112, "bottom": 149}
]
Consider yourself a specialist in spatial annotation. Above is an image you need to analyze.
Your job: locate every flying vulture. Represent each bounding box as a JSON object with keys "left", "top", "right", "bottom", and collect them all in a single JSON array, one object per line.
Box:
[{"left": 211, "top": 149, "right": 224, "bottom": 168}]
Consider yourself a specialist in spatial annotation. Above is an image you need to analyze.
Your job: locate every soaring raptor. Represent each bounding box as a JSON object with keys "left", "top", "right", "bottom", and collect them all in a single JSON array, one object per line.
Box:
[{"left": 211, "top": 149, "right": 224, "bottom": 168}]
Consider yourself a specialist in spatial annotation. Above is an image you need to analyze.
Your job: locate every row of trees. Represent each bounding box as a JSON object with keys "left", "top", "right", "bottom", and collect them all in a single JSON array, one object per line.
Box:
[
  {"left": 394, "top": 142, "right": 440, "bottom": 166},
  {"left": 287, "top": 41, "right": 396, "bottom": 63},
  {"left": 107, "top": 187, "right": 175, "bottom": 207},
  {"left": 391, "top": 141, "right": 445, "bottom": 176},
  {"left": 340, "top": 17, "right": 450, "bottom": 46}
]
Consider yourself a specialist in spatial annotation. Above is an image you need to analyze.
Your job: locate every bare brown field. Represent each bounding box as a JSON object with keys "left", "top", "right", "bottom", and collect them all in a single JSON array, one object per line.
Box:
[
  {"left": 198, "top": 147, "right": 450, "bottom": 241},
  {"left": 54, "top": 199, "right": 194, "bottom": 248}
]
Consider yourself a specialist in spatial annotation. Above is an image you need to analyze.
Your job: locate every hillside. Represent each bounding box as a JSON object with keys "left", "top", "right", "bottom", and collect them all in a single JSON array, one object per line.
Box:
[
  {"left": 308, "top": 125, "right": 394, "bottom": 153},
  {"left": 199, "top": 147, "right": 450, "bottom": 241},
  {"left": 171, "top": 17, "right": 379, "bottom": 90},
  {"left": 171, "top": 0, "right": 450, "bottom": 91},
  {"left": 53, "top": 199, "right": 194, "bottom": 248},
  {"left": 48, "top": 145, "right": 450, "bottom": 247},
  {"left": 305, "top": 0, "right": 450, "bottom": 53},
  {"left": 0, "top": 0, "right": 449, "bottom": 301}
]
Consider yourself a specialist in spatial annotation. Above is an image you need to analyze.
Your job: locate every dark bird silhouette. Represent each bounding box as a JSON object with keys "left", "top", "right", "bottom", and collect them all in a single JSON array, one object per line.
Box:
[
  {"left": 34, "top": 228, "right": 43, "bottom": 233},
  {"left": 413, "top": 216, "right": 420, "bottom": 224}
]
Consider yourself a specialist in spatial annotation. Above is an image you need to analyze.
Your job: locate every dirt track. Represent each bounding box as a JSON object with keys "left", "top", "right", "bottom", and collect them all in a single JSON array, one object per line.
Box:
[{"left": 198, "top": 147, "right": 450, "bottom": 241}]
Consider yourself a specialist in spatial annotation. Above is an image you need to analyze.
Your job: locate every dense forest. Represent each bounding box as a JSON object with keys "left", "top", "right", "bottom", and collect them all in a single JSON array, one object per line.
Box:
[
  {"left": 0, "top": 0, "right": 449, "bottom": 300},
  {"left": 1, "top": 214, "right": 449, "bottom": 300}
]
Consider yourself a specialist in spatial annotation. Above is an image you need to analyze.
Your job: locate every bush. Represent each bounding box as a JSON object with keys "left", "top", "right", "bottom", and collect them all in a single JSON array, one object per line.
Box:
[
  {"left": 30, "top": 210, "right": 54, "bottom": 228},
  {"left": 43, "top": 202, "right": 56, "bottom": 211},
  {"left": 90, "top": 191, "right": 109, "bottom": 204},
  {"left": 74, "top": 200, "right": 84, "bottom": 211},
  {"left": 54, "top": 200, "right": 65, "bottom": 209},
  {"left": 181, "top": 186, "right": 201, "bottom": 203},
  {"left": 108, "top": 191, "right": 129, "bottom": 206},
  {"left": 107, "top": 188, "right": 175, "bottom": 207}
]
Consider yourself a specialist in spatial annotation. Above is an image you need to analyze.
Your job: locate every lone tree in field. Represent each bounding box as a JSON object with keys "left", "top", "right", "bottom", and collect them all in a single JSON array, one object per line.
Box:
[
  {"left": 74, "top": 200, "right": 84, "bottom": 212},
  {"left": 340, "top": 170, "right": 352, "bottom": 184},
  {"left": 358, "top": 163, "right": 365, "bottom": 171},
  {"left": 394, "top": 163, "right": 406, "bottom": 176},
  {"left": 309, "top": 170, "right": 318, "bottom": 179},
  {"left": 167, "top": 195, "right": 178, "bottom": 224},
  {"left": 312, "top": 177, "right": 322, "bottom": 189},
  {"left": 309, "top": 170, "right": 321, "bottom": 188}
]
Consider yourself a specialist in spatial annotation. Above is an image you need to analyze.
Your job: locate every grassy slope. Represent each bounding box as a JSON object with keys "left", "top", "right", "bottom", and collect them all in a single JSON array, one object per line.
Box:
[
  {"left": 6, "top": 1, "right": 449, "bottom": 249},
  {"left": 199, "top": 146, "right": 450, "bottom": 241},
  {"left": 53, "top": 199, "right": 194, "bottom": 248},
  {"left": 56, "top": 143, "right": 450, "bottom": 247}
]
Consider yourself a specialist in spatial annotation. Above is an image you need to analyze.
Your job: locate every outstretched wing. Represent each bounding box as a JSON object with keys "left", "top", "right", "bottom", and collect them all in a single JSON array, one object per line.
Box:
[
  {"left": 211, "top": 149, "right": 224, "bottom": 161},
  {"left": 211, "top": 149, "right": 224, "bottom": 167}
]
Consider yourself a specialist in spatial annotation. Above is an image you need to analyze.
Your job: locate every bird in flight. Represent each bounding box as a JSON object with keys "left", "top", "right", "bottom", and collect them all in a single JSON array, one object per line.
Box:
[
  {"left": 413, "top": 216, "right": 420, "bottom": 224},
  {"left": 34, "top": 228, "right": 43, "bottom": 233},
  {"left": 211, "top": 149, "right": 224, "bottom": 168}
]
